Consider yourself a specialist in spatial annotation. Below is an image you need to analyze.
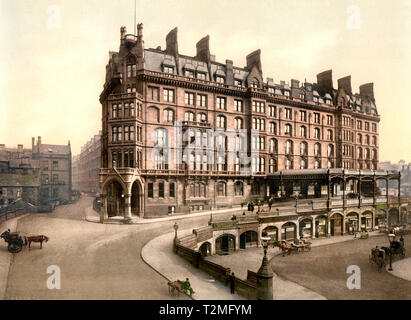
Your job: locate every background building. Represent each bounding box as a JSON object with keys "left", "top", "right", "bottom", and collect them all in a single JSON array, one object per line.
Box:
[
  {"left": 0, "top": 137, "right": 72, "bottom": 208},
  {"left": 72, "top": 132, "right": 101, "bottom": 195},
  {"left": 99, "top": 24, "right": 381, "bottom": 220}
]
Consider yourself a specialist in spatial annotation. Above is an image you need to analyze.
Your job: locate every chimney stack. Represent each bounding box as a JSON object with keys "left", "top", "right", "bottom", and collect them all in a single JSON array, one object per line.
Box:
[
  {"left": 246, "top": 49, "right": 262, "bottom": 73},
  {"left": 337, "top": 76, "right": 352, "bottom": 95},
  {"left": 165, "top": 27, "right": 179, "bottom": 57},
  {"left": 225, "top": 59, "right": 234, "bottom": 86},
  {"left": 120, "top": 26, "right": 127, "bottom": 40},
  {"left": 18, "top": 144, "right": 23, "bottom": 153},
  {"left": 195, "top": 35, "right": 211, "bottom": 63},
  {"left": 359, "top": 83, "right": 374, "bottom": 100},
  {"left": 32, "top": 137, "right": 35, "bottom": 150},
  {"left": 38, "top": 136, "right": 41, "bottom": 146},
  {"left": 316, "top": 70, "right": 333, "bottom": 96},
  {"left": 137, "top": 23, "right": 143, "bottom": 42},
  {"left": 291, "top": 79, "right": 300, "bottom": 88}
]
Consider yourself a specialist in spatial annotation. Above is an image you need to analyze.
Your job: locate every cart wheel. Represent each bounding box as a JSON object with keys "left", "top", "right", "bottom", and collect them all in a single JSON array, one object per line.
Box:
[{"left": 8, "top": 243, "right": 22, "bottom": 253}]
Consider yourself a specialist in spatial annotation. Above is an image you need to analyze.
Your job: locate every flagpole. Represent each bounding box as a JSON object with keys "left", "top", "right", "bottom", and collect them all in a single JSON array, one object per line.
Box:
[{"left": 134, "top": 0, "right": 137, "bottom": 35}]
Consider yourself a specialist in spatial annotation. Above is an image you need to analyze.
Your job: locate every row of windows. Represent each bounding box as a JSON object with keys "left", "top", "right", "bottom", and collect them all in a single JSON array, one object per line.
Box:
[
  {"left": 111, "top": 150, "right": 143, "bottom": 168},
  {"left": 343, "top": 161, "right": 378, "bottom": 170},
  {"left": 147, "top": 182, "right": 175, "bottom": 198},
  {"left": 111, "top": 102, "right": 143, "bottom": 119},
  {"left": 111, "top": 126, "right": 143, "bottom": 143},
  {"left": 343, "top": 116, "right": 378, "bottom": 133}
]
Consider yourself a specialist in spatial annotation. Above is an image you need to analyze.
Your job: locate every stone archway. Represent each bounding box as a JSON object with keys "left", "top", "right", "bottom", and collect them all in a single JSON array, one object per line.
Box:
[
  {"left": 263, "top": 226, "right": 278, "bottom": 244},
  {"left": 199, "top": 241, "right": 212, "bottom": 258},
  {"left": 240, "top": 230, "right": 258, "bottom": 249},
  {"left": 105, "top": 180, "right": 125, "bottom": 217},
  {"left": 299, "top": 218, "right": 313, "bottom": 238},
  {"left": 215, "top": 234, "right": 236, "bottom": 254},
  {"left": 346, "top": 212, "right": 359, "bottom": 235},
  {"left": 281, "top": 222, "right": 297, "bottom": 241},
  {"left": 389, "top": 208, "right": 399, "bottom": 227},
  {"left": 315, "top": 215, "right": 327, "bottom": 237},
  {"left": 330, "top": 213, "right": 343, "bottom": 236},
  {"left": 361, "top": 210, "right": 373, "bottom": 231}
]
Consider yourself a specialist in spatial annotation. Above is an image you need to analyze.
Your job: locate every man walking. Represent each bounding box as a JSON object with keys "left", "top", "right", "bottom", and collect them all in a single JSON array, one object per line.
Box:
[{"left": 230, "top": 272, "right": 235, "bottom": 294}]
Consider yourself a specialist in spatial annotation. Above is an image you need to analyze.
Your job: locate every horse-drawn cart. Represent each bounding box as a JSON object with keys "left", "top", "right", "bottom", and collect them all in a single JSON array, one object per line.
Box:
[
  {"left": 0, "top": 229, "right": 27, "bottom": 253},
  {"left": 369, "top": 247, "right": 386, "bottom": 271},
  {"left": 168, "top": 280, "right": 186, "bottom": 297}
]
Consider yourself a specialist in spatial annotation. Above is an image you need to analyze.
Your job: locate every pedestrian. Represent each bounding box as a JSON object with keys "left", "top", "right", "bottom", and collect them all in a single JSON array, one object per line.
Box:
[
  {"left": 230, "top": 272, "right": 235, "bottom": 294},
  {"left": 183, "top": 278, "right": 195, "bottom": 296}
]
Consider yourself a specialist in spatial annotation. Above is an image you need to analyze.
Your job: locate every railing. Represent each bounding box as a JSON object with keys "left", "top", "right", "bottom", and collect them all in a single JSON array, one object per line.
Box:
[{"left": 107, "top": 92, "right": 143, "bottom": 101}]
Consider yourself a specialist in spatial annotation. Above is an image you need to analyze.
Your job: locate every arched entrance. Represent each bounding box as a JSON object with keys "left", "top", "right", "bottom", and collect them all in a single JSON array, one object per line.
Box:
[
  {"left": 263, "top": 226, "right": 278, "bottom": 245},
  {"left": 131, "top": 180, "right": 142, "bottom": 217},
  {"left": 215, "top": 234, "right": 236, "bottom": 254},
  {"left": 199, "top": 242, "right": 212, "bottom": 258},
  {"left": 346, "top": 212, "right": 359, "bottom": 235},
  {"left": 315, "top": 215, "right": 327, "bottom": 237},
  {"left": 330, "top": 213, "right": 343, "bottom": 236},
  {"left": 240, "top": 230, "right": 258, "bottom": 249},
  {"left": 389, "top": 208, "right": 399, "bottom": 226},
  {"left": 299, "top": 218, "right": 313, "bottom": 238},
  {"left": 361, "top": 211, "right": 373, "bottom": 231},
  {"left": 375, "top": 209, "right": 387, "bottom": 229},
  {"left": 400, "top": 207, "right": 408, "bottom": 225},
  {"left": 106, "top": 180, "right": 124, "bottom": 217},
  {"left": 281, "top": 222, "right": 297, "bottom": 241}
]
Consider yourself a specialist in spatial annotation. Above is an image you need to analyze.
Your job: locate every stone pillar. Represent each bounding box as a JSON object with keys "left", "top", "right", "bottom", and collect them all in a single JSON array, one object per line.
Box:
[
  {"left": 327, "top": 218, "right": 331, "bottom": 237},
  {"left": 256, "top": 249, "right": 273, "bottom": 300},
  {"left": 101, "top": 195, "right": 108, "bottom": 223},
  {"left": 124, "top": 194, "right": 132, "bottom": 223},
  {"left": 312, "top": 218, "right": 316, "bottom": 239}
]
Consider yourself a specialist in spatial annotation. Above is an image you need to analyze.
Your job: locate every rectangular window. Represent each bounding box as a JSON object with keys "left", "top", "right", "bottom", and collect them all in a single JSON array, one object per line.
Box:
[
  {"left": 163, "top": 89, "right": 174, "bottom": 102},
  {"left": 52, "top": 161, "right": 58, "bottom": 170},
  {"left": 112, "top": 104, "right": 117, "bottom": 119},
  {"left": 365, "top": 122, "right": 370, "bottom": 131},
  {"left": 130, "top": 103, "right": 135, "bottom": 117},
  {"left": 148, "top": 183, "right": 153, "bottom": 198},
  {"left": 163, "top": 66, "right": 174, "bottom": 74},
  {"left": 124, "top": 126, "right": 129, "bottom": 141},
  {"left": 372, "top": 123, "right": 377, "bottom": 132},
  {"left": 184, "top": 69, "right": 194, "bottom": 77},
  {"left": 42, "top": 160, "right": 49, "bottom": 170},
  {"left": 252, "top": 101, "right": 265, "bottom": 113},
  {"left": 197, "top": 72, "right": 207, "bottom": 80},
  {"left": 314, "top": 113, "right": 320, "bottom": 124},
  {"left": 124, "top": 103, "right": 129, "bottom": 118},
  {"left": 234, "top": 100, "right": 243, "bottom": 112},
  {"left": 327, "top": 115, "right": 333, "bottom": 125},
  {"left": 184, "top": 92, "right": 195, "bottom": 105},
  {"left": 169, "top": 183, "right": 175, "bottom": 198},
  {"left": 148, "top": 86, "right": 160, "bottom": 101},
  {"left": 300, "top": 111, "right": 306, "bottom": 122},
  {"left": 216, "top": 97, "right": 226, "bottom": 110},
  {"left": 234, "top": 79, "right": 242, "bottom": 87},
  {"left": 269, "top": 105, "right": 277, "bottom": 118},
  {"left": 159, "top": 183, "right": 164, "bottom": 198},
  {"left": 197, "top": 94, "right": 207, "bottom": 107},
  {"left": 285, "top": 108, "right": 292, "bottom": 120},
  {"left": 357, "top": 120, "right": 362, "bottom": 130},
  {"left": 216, "top": 76, "right": 225, "bottom": 84}
]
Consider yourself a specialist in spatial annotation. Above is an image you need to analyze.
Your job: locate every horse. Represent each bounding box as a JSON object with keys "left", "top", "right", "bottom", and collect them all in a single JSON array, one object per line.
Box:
[
  {"left": 27, "top": 235, "right": 49, "bottom": 249},
  {"left": 273, "top": 241, "right": 292, "bottom": 256}
]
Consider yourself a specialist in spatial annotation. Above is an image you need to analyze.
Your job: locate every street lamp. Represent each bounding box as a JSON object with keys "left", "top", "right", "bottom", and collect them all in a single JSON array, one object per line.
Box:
[
  {"left": 173, "top": 222, "right": 179, "bottom": 252},
  {"left": 388, "top": 233, "right": 395, "bottom": 271},
  {"left": 256, "top": 231, "right": 274, "bottom": 300},
  {"left": 261, "top": 231, "right": 271, "bottom": 257}
]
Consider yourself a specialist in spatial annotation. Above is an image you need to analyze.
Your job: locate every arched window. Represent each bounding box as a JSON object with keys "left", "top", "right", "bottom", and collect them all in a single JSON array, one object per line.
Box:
[
  {"left": 285, "top": 124, "right": 292, "bottom": 136},
  {"left": 235, "top": 117, "right": 243, "bottom": 130},
  {"left": 300, "top": 142, "right": 308, "bottom": 155},
  {"left": 365, "top": 148, "right": 370, "bottom": 160},
  {"left": 314, "top": 143, "right": 321, "bottom": 156},
  {"left": 217, "top": 182, "right": 227, "bottom": 196},
  {"left": 314, "top": 127, "right": 321, "bottom": 139},
  {"left": 154, "top": 128, "right": 169, "bottom": 147},
  {"left": 269, "top": 139, "right": 278, "bottom": 153},
  {"left": 372, "top": 136, "right": 377, "bottom": 146},
  {"left": 163, "top": 109, "right": 174, "bottom": 122},
  {"left": 300, "top": 126, "right": 307, "bottom": 138},
  {"left": 269, "top": 158, "right": 277, "bottom": 173},
  {"left": 365, "top": 135, "right": 370, "bottom": 145},
  {"left": 372, "top": 149, "right": 377, "bottom": 160},
  {"left": 327, "top": 144, "right": 334, "bottom": 157},
  {"left": 199, "top": 113, "right": 207, "bottom": 123},
  {"left": 285, "top": 140, "right": 293, "bottom": 155},
  {"left": 217, "top": 115, "right": 226, "bottom": 129},
  {"left": 300, "top": 158, "right": 307, "bottom": 169},
  {"left": 184, "top": 111, "right": 195, "bottom": 122},
  {"left": 327, "top": 129, "right": 333, "bottom": 141},
  {"left": 314, "top": 159, "right": 321, "bottom": 169},
  {"left": 234, "top": 181, "right": 244, "bottom": 196},
  {"left": 327, "top": 160, "right": 333, "bottom": 168},
  {"left": 148, "top": 106, "right": 160, "bottom": 123}
]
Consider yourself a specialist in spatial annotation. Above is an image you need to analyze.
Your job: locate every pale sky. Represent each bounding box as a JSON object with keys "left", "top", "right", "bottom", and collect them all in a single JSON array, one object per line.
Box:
[{"left": 1, "top": 0, "right": 410, "bottom": 162}]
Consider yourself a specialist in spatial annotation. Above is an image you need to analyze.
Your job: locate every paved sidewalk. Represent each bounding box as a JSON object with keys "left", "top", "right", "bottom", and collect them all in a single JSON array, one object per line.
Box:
[
  {"left": 389, "top": 258, "right": 411, "bottom": 281},
  {"left": 142, "top": 228, "right": 384, "bottom": 300},
  {"left": 0, "top": 215, "right": 29, "bottom": 300},
  {"left": 86, "top": 205, "right": 248, "bottom": 225}
]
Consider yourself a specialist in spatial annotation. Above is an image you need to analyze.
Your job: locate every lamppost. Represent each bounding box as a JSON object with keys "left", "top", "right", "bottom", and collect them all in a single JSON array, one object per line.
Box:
[
  {"left": 388, "top": 233, "right": 395, "bottom": 271},
  {"left": 256, "top": 231, "right": 273, "bottom": 300},
  {"left": 173, "top": 222, "right": 179, "bottom": 253}
]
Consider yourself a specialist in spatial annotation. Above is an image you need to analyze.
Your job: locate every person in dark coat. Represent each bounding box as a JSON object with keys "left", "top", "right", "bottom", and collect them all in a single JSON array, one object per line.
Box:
[{"left": 230, "top": 272, "right": 235, "bottom": 294}]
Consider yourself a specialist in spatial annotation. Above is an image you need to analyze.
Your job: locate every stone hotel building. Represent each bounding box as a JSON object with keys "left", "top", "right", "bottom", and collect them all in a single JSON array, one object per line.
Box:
[{"left": 99, "top": 24, "right": 380, "bottom": 220}]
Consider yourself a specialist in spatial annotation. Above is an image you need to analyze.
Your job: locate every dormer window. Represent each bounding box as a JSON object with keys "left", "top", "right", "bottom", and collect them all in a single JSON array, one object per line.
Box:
[
  {"left": 325, "top": 99, "right": 332, "bottom": 105},
  {"left": 268, "top": 87, "right": 275, "bottom": 93},
  {"left": 299, "top": 93, "right": 305, "bottom": 100},
  {"left": 184, "top": 69, "right": 194, "bottom": 77},
  {"left": 216, "top": 76, "right": 225, "bottom": 84},
  {"left": 163, "top": 65, "right": 174, "bottom": 74},
  {"left": 284, "top": 90, "right": 290, "bottom": 97},
  {"left": 197, "top": 72, "right": 207, "bottom": 80},
  {"left": 251, "top": 82, "right": 258, "bottom": 88},
  {"left": 234, "top": 79, "right": 242, "bottom": 87},
  {"left": 313, "top": 96, "right": 318, "bottom": 102},
  {"left": 127, "top": 64, "right": 137, "bottom": 78}
]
